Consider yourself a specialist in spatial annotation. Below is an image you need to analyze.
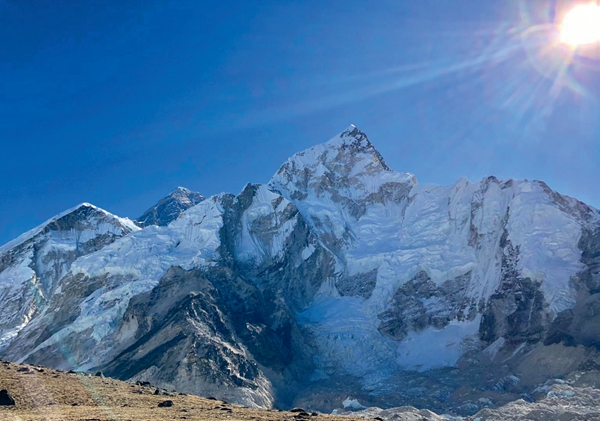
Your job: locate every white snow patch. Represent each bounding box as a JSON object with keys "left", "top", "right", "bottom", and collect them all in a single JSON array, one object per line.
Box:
[
  {"left": 301, "top": 244, "right": 316, "bottom": 260},
  {"left": 395, "top": 316, "right": 481, "bottom": 371},
  {"left": 342, "top": 397, "right": 366, "bottom": 410},
  {"left": 483, "top": 337, "right": 506, "bottom": 361}
]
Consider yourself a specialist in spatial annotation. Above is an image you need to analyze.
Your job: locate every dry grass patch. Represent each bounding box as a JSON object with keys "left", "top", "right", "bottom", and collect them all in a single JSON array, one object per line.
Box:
[{"left": 0, "top": 360, "right": 359, "bottom": 421}]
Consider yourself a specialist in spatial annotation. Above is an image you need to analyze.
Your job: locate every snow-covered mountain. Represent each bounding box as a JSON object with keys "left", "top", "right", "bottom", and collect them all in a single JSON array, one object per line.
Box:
[
  {"left": 0, "top": 203, "right": 139, "bottom": 351},
  {"left": 135, "top": 186, "right": 205, "bottom": 227},
  {"left": 1, "top": 126, "right": 599, "bottom": 415}
]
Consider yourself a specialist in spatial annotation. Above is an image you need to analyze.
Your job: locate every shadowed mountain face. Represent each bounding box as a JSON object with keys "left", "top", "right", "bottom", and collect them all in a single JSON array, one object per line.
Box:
[
  {"left": 1, "top": 126, "right": 599, "bottom": 415},
  {"left": 135, "top": 187, "right": 205, "bottom": 227}
]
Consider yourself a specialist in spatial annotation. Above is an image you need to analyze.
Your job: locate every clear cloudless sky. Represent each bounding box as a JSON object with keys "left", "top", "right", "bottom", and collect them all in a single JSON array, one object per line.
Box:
[{"left": 1, "top": 0, "right": 599, "bottom": 245}]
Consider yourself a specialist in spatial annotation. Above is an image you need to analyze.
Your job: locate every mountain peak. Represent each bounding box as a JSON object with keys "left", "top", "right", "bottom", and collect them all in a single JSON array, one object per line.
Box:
[
  {"left": 170, "top": 186, "right": 192, "bottom": 195},
  {"left": 326, "top": 125, "right": 391, "bottom": 172},
  {"left": 0, "top": 203, "right": 139, "bottom": 254},
  {"left": 135, "top": 187, "right": 205, "bottom": 227},
  {"left": 269, "top": 126, "right": 415, "bottom": 204}
]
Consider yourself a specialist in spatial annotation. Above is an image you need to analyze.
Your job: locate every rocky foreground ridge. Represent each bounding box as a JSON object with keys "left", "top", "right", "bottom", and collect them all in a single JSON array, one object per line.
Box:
[
  {"left": 4, "top": 358, "right": 600, "bottom": 420},
  {"left": 0, "top": 359, "right": 353, "bottom": 421},
  {"left": 0, "top": 126, "right": 599, "bottom": 417}
]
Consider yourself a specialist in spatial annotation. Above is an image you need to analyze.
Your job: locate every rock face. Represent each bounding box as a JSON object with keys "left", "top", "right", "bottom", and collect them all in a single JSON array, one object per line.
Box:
[
  {"left": 378, "top": 270, "right": 475, "bottom": 341},
  {"left": 135, "top": 187, "right": 205, "bottom": 227},
  {"left": 0, "top": 125, "right": 599, "bottom": 414}
]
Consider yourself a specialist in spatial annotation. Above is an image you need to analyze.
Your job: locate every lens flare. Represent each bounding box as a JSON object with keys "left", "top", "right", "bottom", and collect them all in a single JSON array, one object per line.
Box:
[{"left": 560, "top": 3, "right": 600, "bottom": 46}]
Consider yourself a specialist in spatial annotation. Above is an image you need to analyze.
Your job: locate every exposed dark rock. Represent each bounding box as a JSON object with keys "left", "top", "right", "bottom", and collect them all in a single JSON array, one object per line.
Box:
[
  {"left": 336, "top": 269, "right": 378, "bottom": 299},
  {"left": 578, "top": 359, "right": 600, "bottom": 371},
  {"left": 379, "top": 270, "right": 475, "bottom": 341},
  {"left": 544, "top": 309, "right": 576, "bottom": 346},
  {"left": 158, "top": 400, "right": 173, "bottom": 407},
  {"left": 479, "top": 226, "right": 549, "bottom": 344},
  {"left": 101, "top": 266, "right": 274, "bottom": 405},
  {"left": 579, "top": 228, "right": 600, "bottom": 293},
  {"left": 546, "top": 227, "right": 600, "bottom": 347},
  {"left": 568, "top": 294, "right": 600, "bottom": 348},
  {"left": 0, "top": 390, "right": 15, "bottom": 406}
]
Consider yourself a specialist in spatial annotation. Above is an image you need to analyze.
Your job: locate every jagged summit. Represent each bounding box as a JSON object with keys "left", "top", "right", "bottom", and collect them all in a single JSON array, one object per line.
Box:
[
  {"left": 272, "top": 125, "right": 395, "bottom": 179},
  {"left": 135, "top": 187, "right": 205, "bottom": 227},
  {"left": 269, "top": 125, "right": 416, "bottom": 205},
  {"left": 326, "top": 125, "right": 392, "bottom": 171}
]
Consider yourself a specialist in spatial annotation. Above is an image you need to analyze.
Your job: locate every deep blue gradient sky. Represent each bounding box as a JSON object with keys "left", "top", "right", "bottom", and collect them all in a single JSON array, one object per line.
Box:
[{"left": 1, "top": 0, "right": 599, "bottom": 246}]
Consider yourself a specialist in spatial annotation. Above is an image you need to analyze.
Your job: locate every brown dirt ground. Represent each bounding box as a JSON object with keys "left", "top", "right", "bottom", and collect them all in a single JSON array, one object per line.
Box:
[{"left": 0, "top": 360, "right": 361, "bottom": 421}]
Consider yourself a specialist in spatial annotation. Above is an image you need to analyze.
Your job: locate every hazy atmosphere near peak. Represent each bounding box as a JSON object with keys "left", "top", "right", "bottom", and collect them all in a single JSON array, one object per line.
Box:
[{"left": 1, "top": 0, "right": 598, "bottom": 246}]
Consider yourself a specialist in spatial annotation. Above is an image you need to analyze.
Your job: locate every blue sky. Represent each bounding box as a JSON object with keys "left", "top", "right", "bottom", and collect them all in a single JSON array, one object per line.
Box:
[{"left": 1, "top": 0, "right": 598, "bottom": 245}]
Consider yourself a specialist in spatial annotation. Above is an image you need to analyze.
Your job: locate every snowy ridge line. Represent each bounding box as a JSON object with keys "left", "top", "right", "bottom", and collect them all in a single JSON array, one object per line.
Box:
[{"left": 0, "top": 202, "right": 140, "bottom": 254}]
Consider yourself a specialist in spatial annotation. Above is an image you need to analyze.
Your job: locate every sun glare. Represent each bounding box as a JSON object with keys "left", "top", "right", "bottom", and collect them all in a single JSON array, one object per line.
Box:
[{"left": 560, "top": 3, "right": 600, "bottom": 46}]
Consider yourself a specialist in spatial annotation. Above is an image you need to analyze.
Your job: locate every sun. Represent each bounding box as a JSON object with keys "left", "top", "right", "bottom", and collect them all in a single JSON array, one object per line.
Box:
[{"left": 560, "top": 3, "right": 600, "bottom": 46}]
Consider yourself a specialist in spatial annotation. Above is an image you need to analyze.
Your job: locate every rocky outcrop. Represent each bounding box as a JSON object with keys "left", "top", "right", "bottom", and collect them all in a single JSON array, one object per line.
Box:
[
  {"left": 379, "top": 270, "right": 476, "bottom": 341},
  {"left": 479, "top": 227, "right": 550, "bottom": 345},
  {"left": 0, "top": 389, "right": 15, "bottom": 406},
  {"left": 543, "top": 226, "right": 600, "bottom": 348},
  {"left": 100, "top": 266, "right": 273, "bottom": 407}
]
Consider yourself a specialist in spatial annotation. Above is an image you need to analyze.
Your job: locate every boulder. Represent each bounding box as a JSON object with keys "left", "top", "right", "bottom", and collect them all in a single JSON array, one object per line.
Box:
[
  {"left": 0, "top": 390, "right": 15, "bottom": 406},
  {"left": 158, "top": 400, "right": 173, "bottom": 407}
]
